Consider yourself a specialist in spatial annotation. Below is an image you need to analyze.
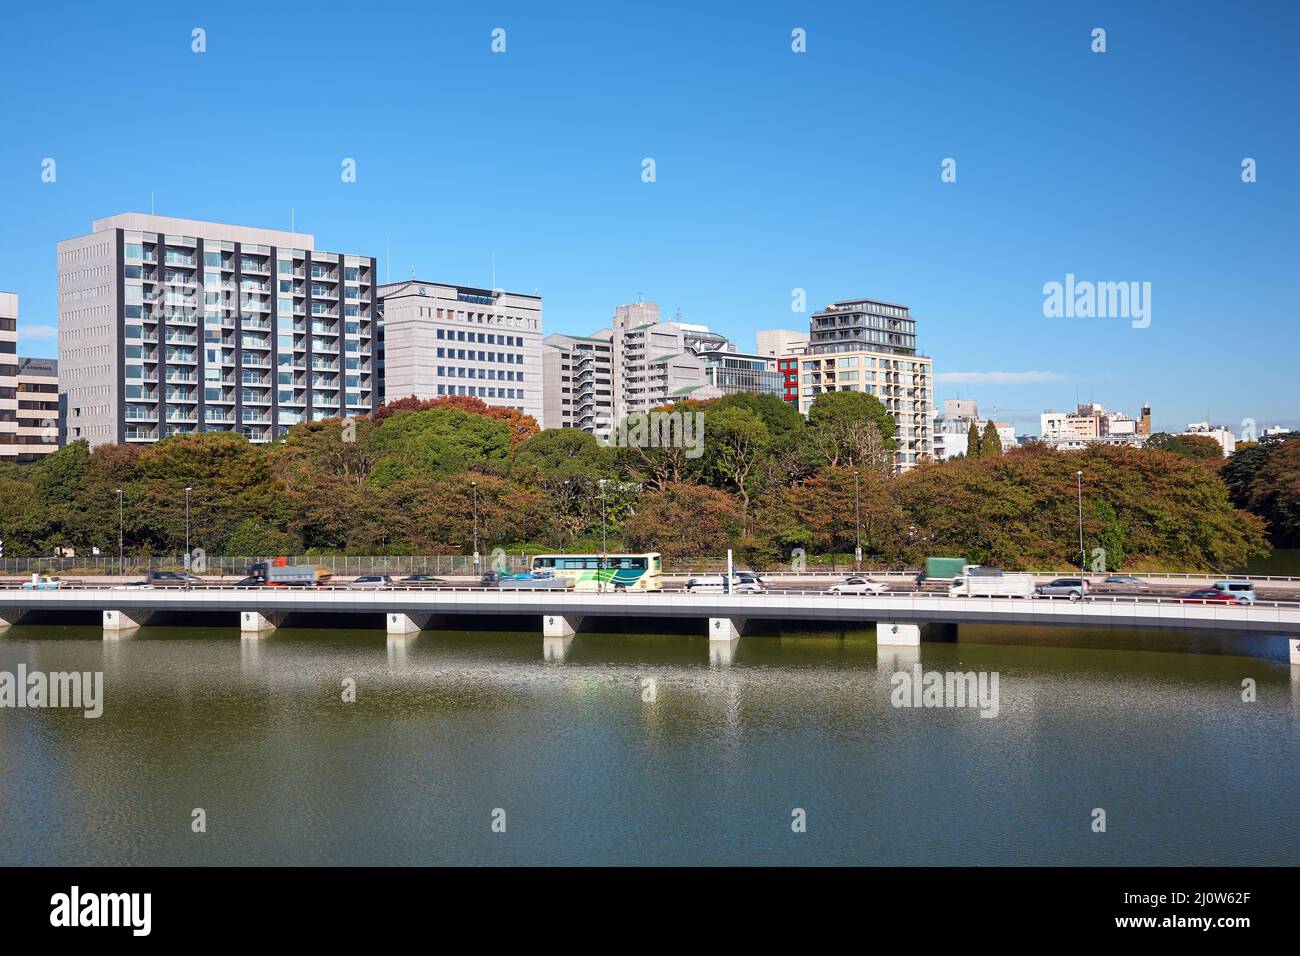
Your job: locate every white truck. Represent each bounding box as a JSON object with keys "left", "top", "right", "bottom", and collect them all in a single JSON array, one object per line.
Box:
[{"left": 948, "top": 568, "right": 1035, "bottom": 598}]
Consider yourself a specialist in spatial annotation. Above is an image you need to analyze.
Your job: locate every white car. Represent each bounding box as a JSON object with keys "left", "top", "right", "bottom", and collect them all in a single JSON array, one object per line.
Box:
[
  {"left": 347, "top": 575, "right": 395, "bottom": 590},
  {"left": 21, "top": 575, "right": 68, "bottom": 590},
  {"left": 684, "top": 575, "right": 763, "bottom": 593},
  {"left": 826, "top": 576, "right": 887, "bottom": 595}
]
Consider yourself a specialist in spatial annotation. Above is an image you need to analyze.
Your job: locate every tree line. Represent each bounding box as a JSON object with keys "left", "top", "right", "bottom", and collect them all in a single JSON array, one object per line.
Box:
[{"left": 0, "top": 391, "right": 1285, "bottom": 573}]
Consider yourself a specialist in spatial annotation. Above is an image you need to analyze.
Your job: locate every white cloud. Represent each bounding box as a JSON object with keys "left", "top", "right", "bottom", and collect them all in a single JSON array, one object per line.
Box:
[
  {"left": 936, "top": 371, "right": 1065, "bottom": 385},
  {"left": 19, "top": 324, "right": 56, "bottom": 341}
]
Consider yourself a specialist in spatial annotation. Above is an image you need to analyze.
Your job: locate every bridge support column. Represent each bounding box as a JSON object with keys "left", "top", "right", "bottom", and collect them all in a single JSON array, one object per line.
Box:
[
  {"left": 708, "top": 617, "right": 747, "bottom": 641},
  {"left": 878, "top": 621, "right": 955, "bottom": 646},
  {"left": 543, "top": 614, "right": 582, "bottom": 638},
  {"left": 1289, "top": 637, "right": 1300, "bottom": 666},
  {"left": 543, "top": 635, "right": 574, "bottom": 662},
  {"left": 103, "top": 609, "right": 152, "bottom": 631},
  {"left": 240, "top": 610, "right": 286, "bottom": 634},
  {"left": 0, "top": 609, "right": 29, "bottom": 628},
  {"left": 386, "top": 612, "right": 437, "bottom": 636}
]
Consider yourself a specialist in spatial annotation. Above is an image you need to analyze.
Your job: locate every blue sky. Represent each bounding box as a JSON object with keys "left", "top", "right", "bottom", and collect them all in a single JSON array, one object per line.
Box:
[{"left": 1, "top": 0, "right": 1296, "bottom": 432}]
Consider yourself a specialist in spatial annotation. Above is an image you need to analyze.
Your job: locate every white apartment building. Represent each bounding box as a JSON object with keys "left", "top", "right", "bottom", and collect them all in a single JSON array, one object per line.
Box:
[
  {"left": 797, "top": 298, "right": 934, "bottom": 472},
  {"left": 0, "top": 292, "right": 18, "bottom": 462},
  {"left": 933, "top": 399, "right": 1016, "bottom": 459},
  {"left": 1183, "top": 422, "right": 1237, "bottom": 455},
  {"left": 57, "top": 213, "right": 377, "bottom": 446},
  {"left": 542, "top": 332, "right": 616, "bottom": 439},
  {"left": 376, "top": 280, "right": 543, "bottom": 425}
]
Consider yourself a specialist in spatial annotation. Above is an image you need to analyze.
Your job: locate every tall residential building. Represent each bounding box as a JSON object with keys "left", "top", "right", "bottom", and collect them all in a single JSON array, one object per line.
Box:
[
  {"left": 797, "top": 298, "right": 934, "bottom": 472},
  {"left": 15, "top": 357, "right": 61, "bottom": 462},
  {"left": 756, "top": 328, "right": 808, "bottom": 358},
  {"left": 57, "top": 213, "right": 377, "bottom": 447},
  {"left": 542, "top": 331, "right": 616, "bottom": 438},
  {"left": 0, "top": 292, "right": 18, "bottom": 462},
  {"left": 375, "top": 280, "right": 544, "bottom": 424}
]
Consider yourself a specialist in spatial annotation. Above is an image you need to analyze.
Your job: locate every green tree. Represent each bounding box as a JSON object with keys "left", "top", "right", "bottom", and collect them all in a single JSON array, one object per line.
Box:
[
  {"left": 979, "top": 421, "right": 1003, "bottom": 457},
  {"left": 623, "top": 482, "right": 744, "bottom": 557},
  {"left": 807, "top": 390, "right": 897, "bottom": 471},
  {"left": 966, "top": 421, "right": 981, "bottom": 458}
]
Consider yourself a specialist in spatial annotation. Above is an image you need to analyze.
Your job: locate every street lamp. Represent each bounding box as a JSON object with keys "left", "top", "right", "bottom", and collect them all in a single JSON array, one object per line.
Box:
[
  {"left": 184, "top": 487, "right": 192, "bottom": 589},
  {"left": 1075, "top": 470, "right": 1085, "bottom": 584},
  {"left": 471, "top": 481, "right": 479, "bottom": 569},
  {"left": 853, "top": 469, "right": 862, "bottom": 570},
  {"left": 598, "top": 478, "right": 608, "bottom": 593},
  {"left": 115, "top": 488, "right": 124, "bottom": 576}
]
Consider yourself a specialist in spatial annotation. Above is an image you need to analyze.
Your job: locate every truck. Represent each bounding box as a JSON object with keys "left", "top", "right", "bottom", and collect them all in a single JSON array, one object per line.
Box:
[
  {"left": 924, "top": 557, "right": 970, "bottom": 581},
  {"left": 949, "top": 570, "right": 1035, "bottom": 598},
  {"left": 248, "top": 561, "right": 334, "bottom": 587}
]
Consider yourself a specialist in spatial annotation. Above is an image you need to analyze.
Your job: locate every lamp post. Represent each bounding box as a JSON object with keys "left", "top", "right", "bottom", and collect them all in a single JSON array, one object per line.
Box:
[
  {"left": 1076, "top": 470, "right": 1085, "bottom": 584},
  {"left": 854, "top": 469, "right": 862, "bottom": 570},
  {"left": 184, "top": 486, "right": 192, "bottom": 590},
  {"left": 471, "top": 481, "right": 479, "bottom": 570},
  {"left": 115, "top": 488, "right": 124, "bottom": 576},
  {"left": 598, "top": 478, "right": 608, "bottom": 593}
]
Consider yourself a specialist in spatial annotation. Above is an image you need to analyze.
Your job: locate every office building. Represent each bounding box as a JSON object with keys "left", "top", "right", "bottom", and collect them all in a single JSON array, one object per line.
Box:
[
  {"left": 0, "top": 292, "right": 17, "bottom": 462},
  {"left": 542, "top": 332, "right": 616, "bottom": 439},
  {"left": 15, "top": 356, "right": 61, "bottom": 462},
  {"left": 376, "top": 280, "right": 544, "bottom": 424},
  {"left": 57, "top": 213, "right": 377, "bottom": 447},
  {"left": 756, "top": 329, "right": 808, "bottom": 358},
  {"left": 933, "top": 399, "right": 1016, "bottom": 459},
  {"left": 696, "top": 346, "right": 783, "bottom": 397},
  {"left": 796, "top": 298, "right": 935, "bottom": 472}
]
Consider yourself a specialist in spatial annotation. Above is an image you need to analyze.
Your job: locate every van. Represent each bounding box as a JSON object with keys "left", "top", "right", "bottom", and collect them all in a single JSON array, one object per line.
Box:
[{"left": 1211, "top": 580, "right": 1256, "bottom": 604}]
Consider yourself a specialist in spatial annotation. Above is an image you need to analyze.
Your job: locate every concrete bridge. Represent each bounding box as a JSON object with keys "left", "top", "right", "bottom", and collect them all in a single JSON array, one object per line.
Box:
[{"left": 1, "top": 585, "right": 1298, "bottom": 664}]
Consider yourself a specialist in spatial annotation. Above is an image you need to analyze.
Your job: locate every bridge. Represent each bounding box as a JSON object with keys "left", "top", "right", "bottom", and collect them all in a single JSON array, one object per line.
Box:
[{"left": 1, "top": 585, "right": 1298, "bottom": 665}]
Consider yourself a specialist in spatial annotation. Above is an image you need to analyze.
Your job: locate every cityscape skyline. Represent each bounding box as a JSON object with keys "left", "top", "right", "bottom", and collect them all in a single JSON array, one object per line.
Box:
[{"left": 1, "top": 1, "right": 1297, "bottom": 433}]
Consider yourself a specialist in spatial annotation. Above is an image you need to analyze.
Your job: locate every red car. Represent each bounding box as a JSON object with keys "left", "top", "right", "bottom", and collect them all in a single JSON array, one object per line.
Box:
[{"left": 1181, "top": 588, "right": 1247, "bottom": 605}]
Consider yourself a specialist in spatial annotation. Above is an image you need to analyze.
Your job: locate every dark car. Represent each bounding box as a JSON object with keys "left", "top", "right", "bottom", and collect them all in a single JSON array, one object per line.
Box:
[
  {"left": 480, "top": 569, "right": 500, "bottom": 588},
  {"left": 1103, "top": 574, "right": 1149, "bottom": 589},
  {"left": 147, "top": 571, "right": 204, "bottom": 586},
  {"left": 400, "top": 574, "right": 446, "bottom": 586},
  {"left": 231, "top": 575, "right": 263, "bottom": 587},
  {"left": 1181, "top": 588, "right": 1244, "bottom": 604}
]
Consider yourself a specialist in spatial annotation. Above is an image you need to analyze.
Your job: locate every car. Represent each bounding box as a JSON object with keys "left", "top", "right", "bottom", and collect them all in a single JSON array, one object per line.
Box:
[
  {"left": 827, "top": 576, "right": 888, "bottom": 595},
  {"left": 734, "top": 571, "right": 766, "bottom": 586},
  {"left": 684, "top": 575, "right": 763, "bottom": 593},
  {"left": 147, "top": 571, "right": 204, "bottom": 586},
  {"left": 231, "top": 575, "right": 264, "bottom": 588},
  {"left": 347, "top": 575, "right": 394, "bottom": 590},
  {"left": 21, "top": 575, "right": 68, "bottom": 590},
  {"left": 1102, "top": 574, "right": 1149, "bottom": 588},
  {"left": 480, "top": 569, "right": 500, "bottom": 588},
  {"left": 1211, "top": 580, "right": 1256, "bottom": 605},
  {"left": 399, "top": 574, "right": 446, "bottom": 587},
  {"left": 1181, "top": 588, "right": 1246, "bottom": 604},
  {"left": 1035, "top": 577, "right": 1090, "bottom": 599},
  {"left": 111, "top": 581, "right": 154, "bottom": 590}
]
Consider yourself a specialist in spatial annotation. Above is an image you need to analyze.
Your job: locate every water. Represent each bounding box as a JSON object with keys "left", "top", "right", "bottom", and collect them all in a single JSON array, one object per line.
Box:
[{"left": 0, "top": 624, "right": 1296, "bottom": 866}]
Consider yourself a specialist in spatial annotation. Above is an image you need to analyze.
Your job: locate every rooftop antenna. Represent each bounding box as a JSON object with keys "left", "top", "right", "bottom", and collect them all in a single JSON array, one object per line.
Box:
[{"left": 410, "top": 265, "right": 416, "bottom": 279}]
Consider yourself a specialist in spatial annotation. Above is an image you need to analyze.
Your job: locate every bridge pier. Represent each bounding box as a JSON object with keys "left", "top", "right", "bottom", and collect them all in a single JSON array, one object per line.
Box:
[
  {"left": 386, "top": 612, "right": 439, "bottom": 636},
  {"left": 0, "top": 609, "right": 29, "bottom": 628},
  {"left": 543, "top": 614, "right": 582, "bottom": 638},
  {"left": 240, "top": 610, "right": 286, "bottom": 634},
  {"left": 708, "top": 617, "right": 747, "bottom": 641},
  {"left": 1289, "top": 637, "right": 1300, "bottom": 666},
  {"left": 103, "top": 609, "right": 153, "bottom": 631},
  {"left": 543, "top": 635, "right": 574, "bottom": 662},
  {"left": 877, "top": 621, "right": 956, "bottom": 646}
]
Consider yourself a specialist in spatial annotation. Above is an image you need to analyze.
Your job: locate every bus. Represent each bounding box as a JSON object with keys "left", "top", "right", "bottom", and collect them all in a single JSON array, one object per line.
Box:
[{"left": 529, "top": 553, "right": 663, "bottom": 591}]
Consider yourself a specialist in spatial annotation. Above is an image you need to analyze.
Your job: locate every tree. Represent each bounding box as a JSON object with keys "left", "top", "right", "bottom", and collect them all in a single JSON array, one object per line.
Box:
[
  {"left": 700, "top": 404, "right": 770, "bottom": 518},
  {"left": 807, "top": 390, "right": 897, "bottom": 471},
  {"left": 512, "top": 428, "right": 614, "bottom": 480},
  {"left": 755, "top": 466, "right": 906, "bottom": 562},
  {"left": 1145, "top": 432, "right": 1223, "bottom": 460},
  {"left": 369, "top": 408, "right": 513, "bottom": 484},
  {"left": 979, "top": 421, "right": 1003, "bottom": 457},
  {"left": 623, "top": 482, "right": 744, "bottom": 557},
  {"left": 1233, "top": 435, "right": 1300, "bottom": 546},
  {"left": 966, "top": 421, "right": 981, "bottom": 458}
]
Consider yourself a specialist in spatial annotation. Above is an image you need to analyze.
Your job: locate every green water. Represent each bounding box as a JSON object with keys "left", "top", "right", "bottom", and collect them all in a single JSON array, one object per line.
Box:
[{"left": 0, "top": 623, "right": 1296, "bottom": 865}]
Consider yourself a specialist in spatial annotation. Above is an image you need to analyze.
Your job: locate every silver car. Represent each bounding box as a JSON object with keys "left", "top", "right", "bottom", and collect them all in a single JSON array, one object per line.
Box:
[
  {"left": 1035, "top": 577, "right": 1090, "bottom": 599},
  {"left": 347, "top": 575, "right": 394, "bottom": 590}
]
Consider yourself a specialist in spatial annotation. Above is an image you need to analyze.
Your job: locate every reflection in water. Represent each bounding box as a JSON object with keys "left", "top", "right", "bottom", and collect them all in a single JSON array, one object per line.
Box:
[{"left": 0, "top": 622, "right": 1296, "bottom": 866}]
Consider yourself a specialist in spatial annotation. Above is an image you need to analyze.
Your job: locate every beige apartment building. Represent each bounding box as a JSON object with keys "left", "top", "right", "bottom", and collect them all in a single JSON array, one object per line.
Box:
[
  {"left": 0, "top": 292, "right": 18, "bottom": 462},
  {"left": 15, "top": 357, "right": 60, "bottom": 463},
  {"left": 57, "top": 213, "right": 378, "bottom": 447},
  {"left": 376, "top": 280, "right": 544, "bottom": 424},
  {"left": 796, "top": 298, "right": 934, "bottom": 472}
]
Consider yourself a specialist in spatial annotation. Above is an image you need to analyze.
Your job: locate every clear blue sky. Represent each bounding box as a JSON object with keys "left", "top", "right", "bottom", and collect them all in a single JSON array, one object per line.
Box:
[{"left": 1, "top": 0, "right": 1296, "bottom": 432}]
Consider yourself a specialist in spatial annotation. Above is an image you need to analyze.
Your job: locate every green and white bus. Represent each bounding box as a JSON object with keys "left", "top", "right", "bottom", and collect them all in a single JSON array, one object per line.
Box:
[{"left": 529, "top": 553, "right": 663, "bottom": 591}]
